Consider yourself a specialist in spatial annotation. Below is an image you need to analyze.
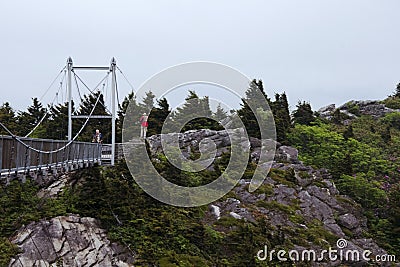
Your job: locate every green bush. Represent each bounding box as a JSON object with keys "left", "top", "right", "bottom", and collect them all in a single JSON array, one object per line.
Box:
[
  {"left": 0, "top": 237, "right": 19, "bottom": 266},
  {"left": 384, "top": 97, "right": 400, "bottom": 109}
]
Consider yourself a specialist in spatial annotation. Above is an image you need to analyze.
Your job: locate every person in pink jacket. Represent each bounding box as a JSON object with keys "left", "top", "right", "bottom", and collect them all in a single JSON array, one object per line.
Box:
[{"left": 139, "top": 112, "right": 148, "bottom": 138}]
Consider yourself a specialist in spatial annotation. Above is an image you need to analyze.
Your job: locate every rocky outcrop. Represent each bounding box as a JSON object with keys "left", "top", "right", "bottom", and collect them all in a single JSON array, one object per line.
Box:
[
  {"left": 147, "top": 128, "right": 299, "bottom": 169},
  {"left": 204, "top": 159, "right": 392, "bottom": 266},
  {"left": 9, "top": 215, "right": 134, "bottom": 267},
  {"left": 318, "top": 100, "right": 400, "bottom": 120},
  {"left": 7, "top": 126, "right": 398, "bottom": 266},
  {"left": 147, "top": 128, "right": 250, "bottom": 158}
]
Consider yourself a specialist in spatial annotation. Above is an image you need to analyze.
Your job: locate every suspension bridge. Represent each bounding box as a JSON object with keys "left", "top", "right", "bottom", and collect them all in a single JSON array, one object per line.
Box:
[{"left": 0, "top": 57, "right": 132, "bottom": 180}]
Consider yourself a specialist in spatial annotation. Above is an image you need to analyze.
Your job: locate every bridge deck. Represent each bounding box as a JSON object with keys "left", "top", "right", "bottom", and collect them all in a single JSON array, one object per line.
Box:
[{"left": 0, "top": 135, "right": 123, "bottom": 178}]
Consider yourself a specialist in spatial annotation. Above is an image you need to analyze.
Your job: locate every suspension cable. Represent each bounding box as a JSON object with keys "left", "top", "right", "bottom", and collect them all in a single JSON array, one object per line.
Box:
[
  {"left": 73, "top": 72, "right": 84, "bottom": 102},
  {"left": 0, "top": 91, "right": 103, "bottom": 155},
  {"left": 73, "top": 71, "right": 112, "bottom": 114},
  {"left": 116, "top": 66, "right": 135, "bottom": 93},
  {"left": 24, "top": 71, "right": 67, "bottom": 138},
  {"left": 39, "top": 66, "right": 67, "bottom": 103},
  {"left": 24, "top": 69, "right": 115, "bottom": 139},
  {"left": 115, "top": 73, "right": 121, "bottom": 109}
]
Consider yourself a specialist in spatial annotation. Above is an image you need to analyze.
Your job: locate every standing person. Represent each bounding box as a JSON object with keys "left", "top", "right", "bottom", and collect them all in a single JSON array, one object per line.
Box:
[
  {"left": 139, "top": 113, "right": 148, "bottom": 138},
  {"left": 92, "top": 129, "right": 102, "bottom": 143}
]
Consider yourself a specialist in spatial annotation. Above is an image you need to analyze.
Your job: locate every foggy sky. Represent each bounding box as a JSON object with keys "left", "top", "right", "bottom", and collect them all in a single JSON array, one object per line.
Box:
[{"left": 1, "top": 0, "right": 399, "bottom": 113}]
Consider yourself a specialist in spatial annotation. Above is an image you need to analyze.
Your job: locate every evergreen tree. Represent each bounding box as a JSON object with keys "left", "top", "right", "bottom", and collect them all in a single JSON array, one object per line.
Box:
[
  {"left": 16, "top": 98, "right": 47, "bottom": 136},
  {"left": 140, "top": 91, "right": 156, "bottom": 134},
  {"left": 213, "top": 103, "right": 228, "bottom": 122},
  {"left": 147, "top": 97, "right": 170, "bottom": 136},
  {"left": 141, "top": 91, "right": 156, "bottom": 112},
  {"left": 237, "top": 79, "right": 271, "bottom": 139},
  {"left": 272, "top": 93, "right": 291, "bottom": 143},
  {"left": 76, "top": 91, "right": 110, "bottom": 142},
  {"left": 395, "top": 82, "right": 400, "bottom": 98},
  {"left": 44, "top": 101, "right": 76, "bottom": 140},
  {"left": 343, "top": 125, "right": 354, "bottom": 140},
  {"left": 173, "top": 91, "right": 219, "bottom": 132},
  {"left": 0, "top": 102, "right": 17, "bottom": 135},
  {"left": 292, "top": 101, "right": 315, "bottom": 126},
  {"left": 116, "top": 91, "right": 136, "bottom": 142},
  {"left": 332, "top": 109, "right": 344, "bottom": 125}
]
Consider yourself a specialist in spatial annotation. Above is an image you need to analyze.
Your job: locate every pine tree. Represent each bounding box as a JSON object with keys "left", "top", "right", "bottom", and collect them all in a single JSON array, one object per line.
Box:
[
  {"left": 237, "top": 79, "right": 271, "bottom": 139},
  {"left": 141, "top": 91, "right": 156, "bottom": 112},
  {"left": 332, "top": 109, "right": 344, "bottom": 125},
  {"left": 76, "top": 91, "right": 110, "bottom": 142},
  {"left": 272, "top": 93, "right": 291, "bottom": 143},
  {"left": 16, "top": 98, "right": 47, "bottom": 136},
  {"left": 44, "top": 101, "right": 76, "bottom": 140},
  {"left": 148, "top": 97, "right": 171, "bottom": 136},
  {"left": 116, "top": 91, "right": 136, "bottom": 142},
  {"left": 173, "top": 90, "right": 219, "bottom": 132},
  {"left": 343, "top": 125, "right": 354, "bottom": 140},
  {"left": 27, "top": 98, "right": 46, "bottom": 125},
  {"left": 292, "top": 101, "right": 315, "bottom": 126},
  {"left": 395, "top": 82, "right": 400, "bottom": 98},
  {"left": 0, "top": 102, "right": 17, "bottom": 135},
  {"left": 140, "top": 91, "right": 156, "bottom": 133},
  {"left": 213, "top": 103, "right": 228, "bottom": 122}
]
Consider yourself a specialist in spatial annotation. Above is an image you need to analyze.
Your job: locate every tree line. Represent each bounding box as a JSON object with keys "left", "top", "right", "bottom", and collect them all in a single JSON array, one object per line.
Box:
[
  {"left": 3, "top": 80, "right": 400, "bottom": 144},
  {"left": 0, "top": 79, "right": 314, "bottom": 144}
]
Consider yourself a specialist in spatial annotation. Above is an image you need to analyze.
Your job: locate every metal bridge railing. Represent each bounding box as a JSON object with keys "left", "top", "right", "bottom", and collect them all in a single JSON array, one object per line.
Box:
[
  {"left": 0, "top": 135, "right": 102, "bottom": 176},
  {"left": 100, "top": 143, "right": 124, "bottom": 165}
]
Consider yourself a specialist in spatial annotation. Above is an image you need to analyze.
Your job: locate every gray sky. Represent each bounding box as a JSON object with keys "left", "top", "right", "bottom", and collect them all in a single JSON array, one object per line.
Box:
[{"left": 1, "top": 0, "right": 399, "bottom": 113}]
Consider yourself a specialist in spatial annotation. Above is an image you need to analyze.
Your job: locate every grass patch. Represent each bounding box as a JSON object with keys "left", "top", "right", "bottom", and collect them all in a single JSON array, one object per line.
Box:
[
  {"left": 298, "top": 171, "right": 311, "bottom": 179},
  {"left": 336, "top": 195, "right": 356, "bottom": 206},
  {"left": 256, "top": 200, "right": 297, "bottom": 215},
  {"left": 269, "top": 168, "right": 296, "bottom": 188},
  {"left": 254, "top": 183, "right": 274, "bottom": 196},
  {"left": 311, "top": 180, "right": 327, "bottom": 188},
  {"left": 289, "top": 214, "right": 305, "bottom": 224}
]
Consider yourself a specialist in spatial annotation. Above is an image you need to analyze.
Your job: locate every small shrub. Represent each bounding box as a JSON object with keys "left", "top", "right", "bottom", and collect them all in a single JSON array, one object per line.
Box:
[
  {"left": 255, "top": 183, "right": 274, "bottom": 196},
  {"left": 256, "top": 200, "right": 297, "bottom": 215},
  {"left": 0, "top": 237, "right": 19, "bottom": 266},
  {"left": 384, "top": 97, "right": 400, "bottom": 109},
  {"left": 347, "top": 104, "right": 361, "bottom": 116}
]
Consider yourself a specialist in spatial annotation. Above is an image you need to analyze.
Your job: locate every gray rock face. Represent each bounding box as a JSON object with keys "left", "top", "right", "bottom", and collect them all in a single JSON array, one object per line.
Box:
[
  {"left": 275, "top": 146, "right": 299, "bottom": 163},
  {"left": 338, "top": 213, "right": 359, "bottom": 230},
  {"left": 319, "top": 103, "right": 336, "bottom": 113},
  {"left": 9, "top": 215, "right": 134, "bottom": 267},
  {"left": 149, "top": 128, "right": 389, "bottom": 263},
  {"left": 318, "top": 104, "right": 336, "bottom": 119},
  {"left": 204, "top": 159, "right": 392, "bottom": 266},
  {"left": 147, "top": 128, "right": 293, "bottom": 167},
  {"left": 37, "top": 174, "right": 69, "bottom": 199},
  {"left": 147, "top": 128, "right": 250, "bottom": 156},
  {"left": 318, "top": 100, "right": 400, "bottom": 120}
]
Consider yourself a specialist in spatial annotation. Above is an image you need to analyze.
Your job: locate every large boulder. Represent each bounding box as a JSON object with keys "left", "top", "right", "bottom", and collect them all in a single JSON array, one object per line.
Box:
[
  {"left": 9, "top": 215, "right": 134, "bottom": 267},
  {"left": 338, "top": 213, "right": 360, "bottom": 230},
  {"left": 275, "top": 146, "right": 299, "bottom": 163}
]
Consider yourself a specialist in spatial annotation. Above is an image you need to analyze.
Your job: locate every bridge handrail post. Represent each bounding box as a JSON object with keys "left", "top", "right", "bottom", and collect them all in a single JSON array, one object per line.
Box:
[
  {"left": 0, "top": 136, "right": 3, "bottom": 174},
  {"left": 15, "top": 138, "right": 21, "bottom": 173},
  {"left": 98, "top": 143, "right": 102, "bottom": 164}
]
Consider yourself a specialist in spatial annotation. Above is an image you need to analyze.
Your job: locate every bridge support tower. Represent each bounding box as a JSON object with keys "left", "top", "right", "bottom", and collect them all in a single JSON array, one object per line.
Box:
[{"left": 66, "top": 57, "right": 117, "bottom": 165}]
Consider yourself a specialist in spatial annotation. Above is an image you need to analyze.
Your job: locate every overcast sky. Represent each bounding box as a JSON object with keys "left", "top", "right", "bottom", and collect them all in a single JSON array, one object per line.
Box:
[{"left": 1, "top": 0, "right": 399, "bottom": 113}]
